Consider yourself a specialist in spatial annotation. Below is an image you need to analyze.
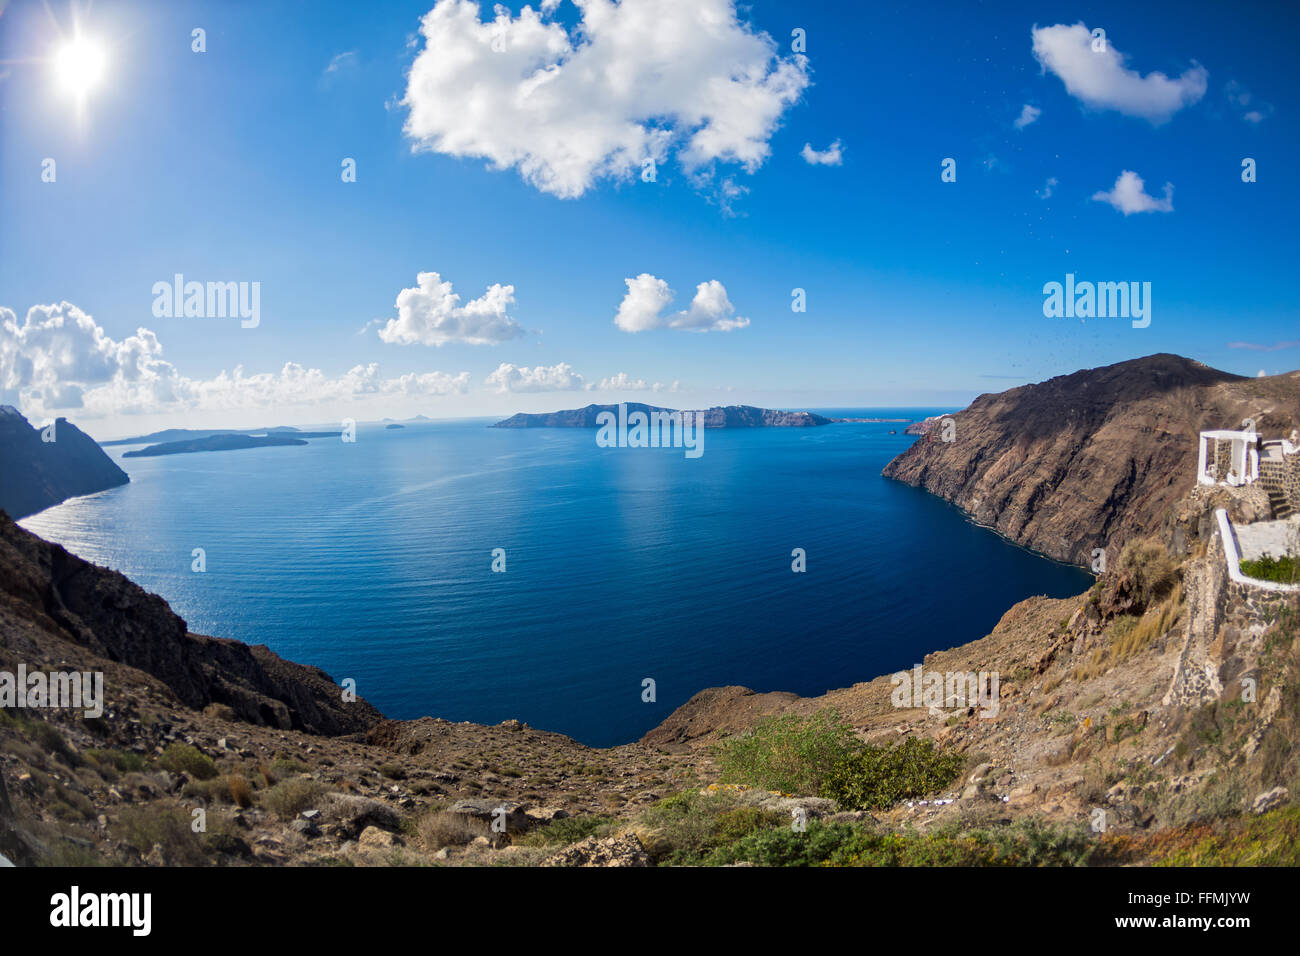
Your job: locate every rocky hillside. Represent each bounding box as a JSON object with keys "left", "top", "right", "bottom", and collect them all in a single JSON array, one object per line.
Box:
[
  {"left": 492, "top": 403, "right": 830, "bottom": 428},
  {"left": 0, "top": 511, "right": 378, "bottom": 736},
  {"left": 882, "top": 355, "right": 1300, "bottom": 566},
  {"left": 0, "top": 406, "right": 129, "bottom": 519}
]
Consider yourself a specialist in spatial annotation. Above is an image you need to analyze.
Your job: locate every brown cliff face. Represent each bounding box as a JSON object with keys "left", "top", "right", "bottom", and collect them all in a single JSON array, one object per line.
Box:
[
  {"left": 0, "top": 510, "right": 380, "bottom": 736},
  {"left": 881, "top": 354, "right": 1300, "bottom": 566}
]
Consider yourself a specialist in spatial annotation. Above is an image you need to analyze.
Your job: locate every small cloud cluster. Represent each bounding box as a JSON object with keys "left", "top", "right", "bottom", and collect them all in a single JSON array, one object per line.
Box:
[
  {"left": 1013, "top": 104, "right": 1041, "bottom": 129},
  {"left": 1225, "top": 80, "right": 1272, "bottom": 124},
  {"left": 1091, "top": 170, "right": 1173, "bottom": 215},
  {"left": 378, "top": 271, "right": 526, "bottom": 347},
  {"left": 800, "top": 140, "right": 843, "bottom": 165},
  {"left": 485, "top": 362, "right": 585, "bottom": 393},
  {"left": 614, "top": 275, "right": 749, "bottom": 334},
  {"left": 1, "top": 302, "right": 470, "bottom": 419}
]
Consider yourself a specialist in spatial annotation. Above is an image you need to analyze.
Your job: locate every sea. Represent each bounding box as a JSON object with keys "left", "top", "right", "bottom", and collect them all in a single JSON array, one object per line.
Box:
[{"left": 19, "top": 410, "right": 1092, "bottom": 747}]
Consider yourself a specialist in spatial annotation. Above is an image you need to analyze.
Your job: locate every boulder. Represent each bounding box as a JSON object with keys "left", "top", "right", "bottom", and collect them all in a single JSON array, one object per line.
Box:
[{"left": 541, "top": 833, "right": 650, "bottom": 867}]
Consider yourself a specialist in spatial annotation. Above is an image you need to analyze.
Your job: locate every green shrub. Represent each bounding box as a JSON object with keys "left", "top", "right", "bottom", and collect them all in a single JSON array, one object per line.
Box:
[
  {"left": 704, "top": 818, "right": 1095, "bottom": 867},
  {"left": 714, "top": 709, "right": 861, "bottom": 796},
  {"left": 1117, "top": 539, "right": 1179, "bottom": 609},
  {"left": 261, "top": 777, "right": 330, "bottom": 820},
  {"left": 1240, "top": 556, "right": 1299, "bottom": 584},
  {"left": 637, "top": 789, "right": 787, "bottom": 865},
  {"left": 30, "top": 721, "right": 80, "bottom": 766},
  {"left": 116, "top": 806, "right": 206, "bottom": 865},
  {"left": 85, "top": 748, "right": 146, "bottom": 774},
  {"left": 823, "top": 737, "right": 964, "bottom": 811},
  {"left": 158, "top": 743, "right": 218, "bottom": 780},
  {"left": 516, "top": 815, "right": 616, "bottom": 847}
]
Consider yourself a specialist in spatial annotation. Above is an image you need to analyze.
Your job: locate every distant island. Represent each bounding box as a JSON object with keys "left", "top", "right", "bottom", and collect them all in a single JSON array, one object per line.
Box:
[
  {"left": 385, "top": 424, "right": 405, "bottom": 430},
  {"left": 0, "top": 406, "right": 129, "bottom": 519},
  {"left": 492, "top": 403, "right": 832, "bottom": 428},
  {"left": 123, "top": 434, "right": 311, "bottom": 458}
]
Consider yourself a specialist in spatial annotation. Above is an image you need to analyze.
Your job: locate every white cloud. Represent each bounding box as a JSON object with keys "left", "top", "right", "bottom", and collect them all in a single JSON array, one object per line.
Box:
[
  {"left": 614, "top": 274, "right": 676, "bottom": 333},
  {"left": 597, "top": 372, "right": 648, "bottom": 391},
  {"left": 1013, "top": 104, "right": 1041, "bottom": 129},
  {"left": 1091, "top": 170, "right": 1173, "bottom": 215},
  {"left": 401, "top": 0, "right": 809, "bottom": 198},
  {"left": 1031, "top": 22, "right": 1206, "bottom": 123},
  {"left": 673, "top": 279, "right": 749, "bottom": 332},
  {"left": 1036, "top": 175, "right": 1057, "bottom": 199},
  {"left": 326, "top": 51, "right": 357, "bottom": 74},
  {"left": 378, "top": 271, "right": 526, "bottom": 347},
  {"left": 0, "top": 302, "right": 471, "bottom": 420},
  {"left": 1226, "top": 81, "right": 1272, "bottom": 123},
  {"left": 613, "top": 275, "right": 748, "bottom": 333},
  {"left": 485, "top": 362, "right": 585, "bottom": 393},
  {"left": 800, "top": 140, "right": 843, "bottom": 165}
]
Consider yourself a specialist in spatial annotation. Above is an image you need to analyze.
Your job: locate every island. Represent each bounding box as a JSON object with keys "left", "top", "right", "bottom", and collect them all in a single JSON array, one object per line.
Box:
[
  {"left": 122, "top": 434, "right": 310, "bottom": 457},
  {"left": 492, "top": 403, "right": 832, "bottom": 428}
]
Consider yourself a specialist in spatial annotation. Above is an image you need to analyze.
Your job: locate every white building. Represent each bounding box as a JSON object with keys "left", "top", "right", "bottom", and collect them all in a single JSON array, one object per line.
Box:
[{"left": 1197, "top": 429, "right": 1259, "bottom": 487}]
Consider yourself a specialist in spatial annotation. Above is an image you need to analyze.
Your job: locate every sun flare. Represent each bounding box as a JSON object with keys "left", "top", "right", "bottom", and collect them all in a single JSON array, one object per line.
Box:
[{"left": 53, "top": 36, "right": 107, "bottom": 98}]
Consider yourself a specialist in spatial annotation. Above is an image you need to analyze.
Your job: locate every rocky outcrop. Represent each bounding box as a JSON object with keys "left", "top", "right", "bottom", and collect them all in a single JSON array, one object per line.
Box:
[
  {"left": 882, "top": 355, "right": 1300, "bottom": 566},
  {"left": 0, "top": 406, "right": 129, "bottom": 519},
  {"left": 492, "top": 403, "right": 831, "bottom": 428},
  {"left": 0, "top": 510, "right": 379, "bottom": 735}
]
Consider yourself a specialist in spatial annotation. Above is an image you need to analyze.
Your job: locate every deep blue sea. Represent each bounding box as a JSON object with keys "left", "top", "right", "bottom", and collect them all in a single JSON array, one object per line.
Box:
[{"left": 19, "top": 411, "right": 1092, "bottom": 747}]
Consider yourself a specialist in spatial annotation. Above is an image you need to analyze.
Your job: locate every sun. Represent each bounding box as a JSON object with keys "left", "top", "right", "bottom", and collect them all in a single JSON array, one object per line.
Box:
[{"left": 53, "top": 36, "right": 107, "bottom": 98}]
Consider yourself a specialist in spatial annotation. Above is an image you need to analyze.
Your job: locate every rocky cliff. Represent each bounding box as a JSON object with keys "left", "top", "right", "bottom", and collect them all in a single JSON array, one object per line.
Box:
[
  {"left": 0, "top": 406, "right": 129, "bottom": 519},
  {"left": 0, "top": 511, "right": 379, "bottom": 735},
  {"left": 881, "top": 355, "right": 1300, "bottom": 566}
]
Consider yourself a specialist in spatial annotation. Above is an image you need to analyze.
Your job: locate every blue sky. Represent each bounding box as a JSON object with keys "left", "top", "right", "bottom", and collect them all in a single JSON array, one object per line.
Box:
[{"left": 1, "top": 0, "right": 1296, "bottom": 437}]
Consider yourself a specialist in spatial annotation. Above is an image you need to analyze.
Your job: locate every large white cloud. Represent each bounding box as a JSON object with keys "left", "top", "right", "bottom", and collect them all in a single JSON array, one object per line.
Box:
[
  {"left": 401, "top": 0, "right": 809, "bottom": 198},
  {"left": 613, "top": 274, "right": 748, "bottom": 333},
  {"left": 485, "top": 361, "right": 586, "bottom": 393},
  {"left": 1, "top": 302, "right": 471, "bottom": 419},
  {"left": 379, "top": 271, "right": 526, "bottom": 347},
  {"left": 1031, "top": 23, "right": 1206, "bottom": 124},
  {"left": 1091, "top": 170, "right": 1174, "bottom": 215}
]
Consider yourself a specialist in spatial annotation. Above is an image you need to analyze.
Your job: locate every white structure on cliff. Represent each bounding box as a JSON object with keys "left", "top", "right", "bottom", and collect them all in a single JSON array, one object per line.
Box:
[
  {"left": 1197, "top": 429, "right": 1259, "bottom": 486},
  {"left": 1199, "top": 428, "right": 1300, "bottom": 519}
]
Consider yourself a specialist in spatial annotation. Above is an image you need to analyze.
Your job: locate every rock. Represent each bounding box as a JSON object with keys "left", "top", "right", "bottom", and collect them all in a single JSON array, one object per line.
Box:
[
  {"left": 752, "top": 794, "right": 836, "bottom": 819},
  {"left": 499, "top": 719, "right": 524, "bottom": 732},
  {"left": 290, "top": 819, "right": 320, "bottom": 837},
  {"left": 359, "top": 826, "right": 401, "bottom": 849},
  {"left": 320, "top": 793, "right": 401, "bottom": 838},
  {"left": 447, "top": 799, "right": 531, "bottom": 833},
  {"left": 1251, "top": 786, "right": 1289, "bottom": 815},
  {"left": 541, "top": 833, "right": 650, "bottom": 867},
  {"left": 523, "top": 806, "right": 569, "bottom": 825}
]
